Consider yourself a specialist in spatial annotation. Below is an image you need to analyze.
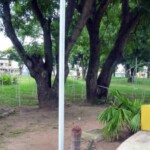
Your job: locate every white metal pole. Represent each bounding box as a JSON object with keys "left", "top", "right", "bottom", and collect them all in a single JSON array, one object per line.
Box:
[{"left": 58, "top": 0, "right": 65, "bottom": 150}]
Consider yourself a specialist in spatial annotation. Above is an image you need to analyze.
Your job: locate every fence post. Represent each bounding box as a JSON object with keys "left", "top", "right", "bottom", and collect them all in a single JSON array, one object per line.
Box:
[{"left": 71, "top": 126, "right": 82, "bottom": 150}]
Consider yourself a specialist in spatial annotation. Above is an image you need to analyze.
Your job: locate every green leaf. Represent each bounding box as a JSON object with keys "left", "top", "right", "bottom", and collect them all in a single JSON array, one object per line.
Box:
[
  {"left": 129, "top": 113, "right": 141, "bottom": 132},
  {"left": 98, "top": 90, "right": 142, "bottom": 140}
]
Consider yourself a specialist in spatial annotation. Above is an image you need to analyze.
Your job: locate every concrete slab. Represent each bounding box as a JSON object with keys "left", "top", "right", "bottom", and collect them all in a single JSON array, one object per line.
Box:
[
  {"left": 117, "top": 131, "right": 150, "bottom": 150},
  {"left": 81, "top": 129, "right": 104, "bottom": 142}
]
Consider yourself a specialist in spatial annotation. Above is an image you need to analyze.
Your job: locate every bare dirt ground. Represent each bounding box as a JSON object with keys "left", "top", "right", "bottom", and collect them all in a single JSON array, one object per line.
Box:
[{"left": 0, "top": 104, "right": 126, "bottom": 150}]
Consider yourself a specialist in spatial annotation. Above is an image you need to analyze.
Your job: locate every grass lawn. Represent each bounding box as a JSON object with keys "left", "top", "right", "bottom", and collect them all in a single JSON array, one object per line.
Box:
[
  {"left": 0, "top": 75, "right": 150, "bottom": 106},
  {"left": 110, "top": 77, "right": 150, "bottom": 103},
  {"left": 0, "top": 76, "right": 37, "bottom": 106}
]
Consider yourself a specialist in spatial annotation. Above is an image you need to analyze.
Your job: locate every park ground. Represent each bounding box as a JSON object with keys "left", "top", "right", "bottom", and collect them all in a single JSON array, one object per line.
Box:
[
  {"left": 0, "top": 104, "right": 128, "bottom": 150},
  {"left": 0, "top": 77, "right": 148, "bottom": 150}
]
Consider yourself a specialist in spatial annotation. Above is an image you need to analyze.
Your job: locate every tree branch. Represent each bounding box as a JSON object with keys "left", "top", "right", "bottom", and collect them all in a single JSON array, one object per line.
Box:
[
  {"left": 66, "top": 0, "right": 76, "bottom": 34},
  {"left": 2, "top": 1, "right": 31, "bottom": 68},
  {"left": 125, "top": 11, "right": 141, "bottom": 36},
  {"left": 86, "top": 0, "right": 111, "bottom": 35},
  {"left": 121, "top": 0, "right": 130, "bottom": 25},
  {"left": 31, "top": 0, "right": 46, "bottom": 28},
  {"left": 95, "top": 0, "right": 111, "bottom": 24},
  {"left": 119, "top": 3, "right": 142, "bottom": 38},
  {"left": 31, "top": 0, "right": 53, "bottom": 75},
  {"left": 76, "top": 0, "right": 86, "bottom": 13},
  {"left": 66, "top": 0, "right": 95, "bottom": 57}
]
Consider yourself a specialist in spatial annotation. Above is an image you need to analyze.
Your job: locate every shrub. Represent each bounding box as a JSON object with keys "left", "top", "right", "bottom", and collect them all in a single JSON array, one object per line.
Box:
[
  {"left": 97, "top": 91, "right": 142, "bottom": 141},
  {"left": 12, "top": 76, "right": 18, "bottom": 84},
  {"left": 0, "top": 74, "right": 17, "bottom": 85},
  {"left": 1, "top": 74, "right": 11, "bottom": 85}
]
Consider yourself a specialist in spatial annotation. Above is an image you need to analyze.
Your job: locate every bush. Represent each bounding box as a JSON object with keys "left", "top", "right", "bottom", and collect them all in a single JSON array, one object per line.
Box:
[
  {"left": 97, "top": 91, "right": 142, "bottom": 141},
  {"left": 12, "top": 76, "right": 18, "bottom": 84},
  {"left": 0, "top": 74, "right": 17, "bottom": 85}
]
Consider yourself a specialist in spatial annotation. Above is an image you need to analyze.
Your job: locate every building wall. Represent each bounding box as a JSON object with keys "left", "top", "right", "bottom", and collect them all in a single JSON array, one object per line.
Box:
[{"left": 0, "top": 58, "right": 19, "bottom": 75}]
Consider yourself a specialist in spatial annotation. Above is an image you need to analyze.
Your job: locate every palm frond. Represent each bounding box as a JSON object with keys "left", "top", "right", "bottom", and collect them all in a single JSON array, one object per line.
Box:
[
  {"left": 129, "top": 113, "right": 141, "bottom": 132},
  {"left": 98, "top": 90, "right": 142, "bottom": 141}
]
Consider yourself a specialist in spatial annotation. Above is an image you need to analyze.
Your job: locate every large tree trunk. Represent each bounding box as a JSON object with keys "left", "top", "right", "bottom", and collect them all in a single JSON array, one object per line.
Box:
[
  {"left": 36, "top": 78, "right": 58, "bottom": 108},
  {"left": 28, "top": 57, "right": 58, "bottom": 108},
  {"left": 85, "top": 0, "right": 111, "bottom": 103},
  {"left": 81, "top": 66, "right": 87, "bottom": 80},
  {"left": 147, "top": 65, "right": 150, "bottom": 78},
  {"left": 86, "top": 24, "right": 100, "bottom": 103},
  {"left": 128, "top": 67, "right": 135, "bottom": 83},
  {"left": 125, "top": 64, "right": 130, "bottom": 78},
  {"left": 97, "top": 49, "right": 123, "bottom": 98}
]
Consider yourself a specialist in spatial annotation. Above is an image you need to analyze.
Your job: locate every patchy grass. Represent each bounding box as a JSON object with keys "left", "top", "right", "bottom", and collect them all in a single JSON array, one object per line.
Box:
[
  {"left": 8, "top": 128, "right": 29, "bottom": 137},
  {"left": 0, "top": 124, "right": 12, "bottom": 133}
]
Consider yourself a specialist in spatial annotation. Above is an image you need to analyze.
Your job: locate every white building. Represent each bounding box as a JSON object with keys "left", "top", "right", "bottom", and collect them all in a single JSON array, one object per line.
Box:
[
  {"left": 0, "top": 55, "right": 19, "bottom": 75},
  {"left": 115, "top": 64, "right": 125, "bottom": 77}
]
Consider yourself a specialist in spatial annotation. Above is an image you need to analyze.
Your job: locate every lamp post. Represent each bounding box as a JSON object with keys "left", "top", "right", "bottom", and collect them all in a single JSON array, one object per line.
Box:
[{"left": 58, "top": 0, "right": 65, "bottom": 150}]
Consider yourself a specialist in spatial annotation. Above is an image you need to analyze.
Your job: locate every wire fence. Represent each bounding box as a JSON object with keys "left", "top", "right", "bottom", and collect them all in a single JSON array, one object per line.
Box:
[
  {"left": 0, "top": 75, "right": 38, "bottom": 106},
  {"left": 0, "top": 65, "right": 150, "bottom": 107},
  {"left": 0, "top": 75, "right": 87, "bottom": 106},
  {"left": 65, "top": 76, "right": 86, "bottom": 102}
]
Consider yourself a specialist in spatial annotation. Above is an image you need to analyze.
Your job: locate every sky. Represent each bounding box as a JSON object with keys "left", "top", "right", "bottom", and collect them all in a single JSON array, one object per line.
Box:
[{"left": 0, "top": 32, "right": 13, "bottom": 51}]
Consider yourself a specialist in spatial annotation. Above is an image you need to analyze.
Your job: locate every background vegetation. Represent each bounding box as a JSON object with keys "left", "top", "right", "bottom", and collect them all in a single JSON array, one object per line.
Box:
[{"left": 0, "top": 76, "right": 150, "bottom": 106}]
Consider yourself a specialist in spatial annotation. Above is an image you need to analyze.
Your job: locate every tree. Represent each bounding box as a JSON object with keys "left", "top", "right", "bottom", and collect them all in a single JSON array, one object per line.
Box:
[
  {"left": 84, "top": 0, "right": 111, "bottom": 103},
  {"left": 97, "top": 0, "right": 148, "bottom": 99},
  {"left": 83, "top": 0, "right": 149, "bottom": 103},
  {"left": 0, "top": 0, "right": 95, "bottom": 108},
  {"left": 86, "top": 1, "right": 121, "bottom": 102},
  {"left": 123, "top": 23, "right": 150, "bottom": 81}
]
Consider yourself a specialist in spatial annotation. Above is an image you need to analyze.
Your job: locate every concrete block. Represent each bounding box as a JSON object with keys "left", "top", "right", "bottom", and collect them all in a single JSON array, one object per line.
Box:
[{"left": 81, "top": 129, "right": 104, "bottom": 142}]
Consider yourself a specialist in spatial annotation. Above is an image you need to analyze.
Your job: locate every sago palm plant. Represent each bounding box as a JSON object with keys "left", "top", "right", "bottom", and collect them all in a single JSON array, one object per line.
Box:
[{"left": 98, "top": 91, "right": 142, "bottom": 140}]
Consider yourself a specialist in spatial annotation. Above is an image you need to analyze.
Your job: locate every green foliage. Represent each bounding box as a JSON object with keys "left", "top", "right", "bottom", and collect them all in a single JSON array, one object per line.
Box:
[
  {"left": 3, "top": 48, "right": 24, "bottom": 67},
  {"left": 11, "top": 0, "right": 41, "bottom": 39},
  {"left": 25, "top": 42, "right": 44, "bottom": 57},
  {"left": 70, "top": 28, "right": 89, "bottom": 70},
  {"left": 0, "top": 74, "right": 17, "bottom": 85},
  {"left": 124, "top": 22, "right": 150, "bottom": 67},
  {"left": 12, "top": 76, "right": 18, "bottom": 84},
  {"left": 98, "top": 91, "right": 142, "bottom": 140},
  {"left": 0, "top": 74, "right": 11, "bottom": 85}
]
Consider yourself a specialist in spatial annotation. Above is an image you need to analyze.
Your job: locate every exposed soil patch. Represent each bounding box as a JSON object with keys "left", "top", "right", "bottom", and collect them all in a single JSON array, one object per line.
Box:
[{"left": 0, "top": 104, "right": 128, "bottom": 150}]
